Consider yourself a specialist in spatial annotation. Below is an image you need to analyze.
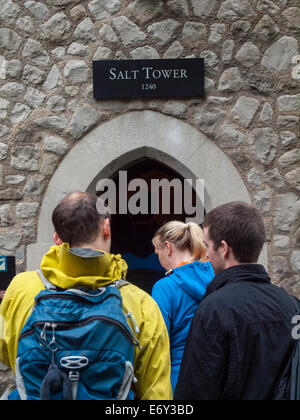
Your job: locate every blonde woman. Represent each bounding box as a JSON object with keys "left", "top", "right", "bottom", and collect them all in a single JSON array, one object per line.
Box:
[{"left": 152, "top": 221, "right": 214, "bottom": 393}]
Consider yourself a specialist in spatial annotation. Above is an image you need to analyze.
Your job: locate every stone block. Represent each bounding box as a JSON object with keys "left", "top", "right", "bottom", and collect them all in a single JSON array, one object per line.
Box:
[
  {"left": 24, "top": 1, "right": 49, "bottom": 20},
  {"left": 33, "top": 115, "right": 67, "bottom": 134},
  {"left": 218, "top": 67, "right": 243, "bottom": 93},
  {"left": 22, "top": 65, "right": 46, "bottom": 86},
  {"left": 0, "top": 231, "right": 22, "bottom": 251},
  {"left": 88, "top": 0, "right": 121, "bottom": 20},
  {"left": 261, "top": 36, "right": 299, "bottom": 72},
  {"left": 24, "top": 87, "right": 46, "bottom": 109},
  {"left": 0, "top": 204, "right": 14, "bottom": 226},
  {"left": 0, "top": 142, "right": 8, "bottom": 160},
  {"left": 74, "top": 17, "right": 97, "bottom": 42},
  {"left": 231, "top": 96, "right": 260, "bottom": 128},
  {"left": 194, "top": 107, "right": 226, "bottom": 136},
  {"left": 16, "top": 202, "right": 39, "bottom": 219},
  {"left": 130, "top": 46, "right": 160, "bottom": 60},
  {"left": 250, "top": 128, "right": 279, "bottom": 165},
  {"left": 167, "top": 0, "right": 189, "bottom": 16},
  {"left": 0, "top": 0, "right": 20, "bottom": 23},
  {"left": 148, "top": 19, "right": 180, "bottom": 47},
  {"left": 235, "top": 42, "right": 261, "bottom": 67},
  {"left": 274, "top": 192, "right": 300, "bottom": 232},
  {"left": 11, "top": 146, "right": 40, "bottom": 171},
  {"left": 64, "top": 60, "right": 89, "bottom": 85},
  {"left": 24, "top": 176, "right": 45, "bottom": 196},
  {"left": 247, "top": 73, "right": 275, "bottom": 95},
  {"left": 44, "top": 136, "right": 69, "bottom": 155},
  {"left": 67, "top": 104, "right": 100, "bottom": 139},
  {"left": 278, "top": 149, "right": 300, "bottom": 169},
  {"left": 0, "top": 28, "right": 21, "bottom": 57},
  {"left": 127, "top": 0, "right": 163, "bottom": 25},
  {"left": 40, "top": 12, "right": 71, "bottom": 42},
  {"left": 217, "top": 0, "right": 256, "bottom": 20},
  {"left": 43, "top": 65, "right": 62, "bottom": 91},
  {"left": 216, "top": 124, "right": 246, "bottom": 149},
  {"left": 11, "top": 103, "right": 32, "bottom": 124},
  {"left": 291, "top": 251, "right": 300, "bottom": 272},
  {"left": 0, "top": 188, "right": 23, "bottom": 200},
  {"left": 191, "top": 0, "right": 218, "bottom": 17},
  {"left": 113, "top": 16, "right": 147, "bottom": 48},
  {"left": 277, "top": 94, "right": 300, "bottom": 112},
  {"left": 0, "top": 82, "right": 24, "bottom": 99},
  {"left": 253, "top": 15, "right": 279, "bottom": 42},
  {"left": 285, "top": 168, "right": 300, "bottom": 191},
  {"left": 182, "top": 22, "right": 207, "bottom": 47},
  {"left": 16, "top": 16, "right": 33, "bottom": 33},
  {"left": 22, "top": 38, "right": 50, "bottom": 68}
]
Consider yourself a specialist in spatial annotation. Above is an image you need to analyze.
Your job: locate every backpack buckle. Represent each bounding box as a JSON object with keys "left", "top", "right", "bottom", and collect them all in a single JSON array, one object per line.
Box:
[
  {"left": 68, "top": 372, "right": 80, "bottom": 400},
  {"left": 69, "top": 371, "right": 80, "bottom": 382}
]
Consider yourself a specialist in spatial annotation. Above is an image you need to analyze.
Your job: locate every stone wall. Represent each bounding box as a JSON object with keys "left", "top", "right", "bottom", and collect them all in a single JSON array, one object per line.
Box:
[{"left": 0, "top": 0, "right": 299, "bottom": 392}]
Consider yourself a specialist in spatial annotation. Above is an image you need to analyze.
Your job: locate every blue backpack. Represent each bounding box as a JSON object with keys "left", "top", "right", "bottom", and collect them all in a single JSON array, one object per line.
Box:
[{"left": 10, "top": 272, "right": 139, "bottom": 400}]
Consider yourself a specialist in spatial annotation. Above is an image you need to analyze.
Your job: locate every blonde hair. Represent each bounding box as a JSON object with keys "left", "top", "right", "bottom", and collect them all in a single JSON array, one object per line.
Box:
[{"left": 153, "top": 220, "right": 207, "bottom": 262}]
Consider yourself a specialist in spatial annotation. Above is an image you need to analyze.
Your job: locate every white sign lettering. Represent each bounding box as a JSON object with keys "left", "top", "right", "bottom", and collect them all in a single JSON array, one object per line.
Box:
[
  {"left": 109, "top": 66, "right": 188, "bottom": 81},
  {"left": 109, "top": 68, "right": 139, "bottom": 80}
]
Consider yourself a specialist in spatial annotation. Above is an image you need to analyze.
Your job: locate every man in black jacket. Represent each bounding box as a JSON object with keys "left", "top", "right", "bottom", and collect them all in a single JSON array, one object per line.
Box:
[{"left": 174, "top": 201, "right": 297, "bottom": 400}]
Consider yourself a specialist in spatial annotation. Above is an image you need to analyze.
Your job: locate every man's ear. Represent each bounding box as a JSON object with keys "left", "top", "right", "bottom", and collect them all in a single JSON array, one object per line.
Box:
[
  {"left": 220, "top": 240, "right": 230, "bottom": 259},
  {"left": 53, "top": 232, "right": 63, "bottom": 245},
  {"left": 102, "top": 218, "right": 111, "bottom": 241}
]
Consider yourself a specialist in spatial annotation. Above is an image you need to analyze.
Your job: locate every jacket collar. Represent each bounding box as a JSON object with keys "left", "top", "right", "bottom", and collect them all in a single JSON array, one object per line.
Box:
[
  {"left": 204, "top": 264, "right": 271, "bottom": 298},
  {"left": 40, "top": 243, "right": 128, "bottom": 290}
]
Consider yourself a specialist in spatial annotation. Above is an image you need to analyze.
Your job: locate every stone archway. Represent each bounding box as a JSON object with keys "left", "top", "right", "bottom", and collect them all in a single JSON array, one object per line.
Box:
[{"left": 27, "top": 110, "right": 267, "bottom": 269}]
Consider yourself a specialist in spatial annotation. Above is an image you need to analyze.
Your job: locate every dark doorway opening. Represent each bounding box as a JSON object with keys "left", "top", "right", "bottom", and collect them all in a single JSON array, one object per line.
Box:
[{"left": 107, "top": 158, "right": 200, "bottom": 295}]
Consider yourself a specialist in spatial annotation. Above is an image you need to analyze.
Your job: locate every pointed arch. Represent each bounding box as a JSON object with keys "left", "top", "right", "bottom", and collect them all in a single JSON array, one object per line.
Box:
[{"left": 27, "top": 111, "right": 267, "bottom": 269}]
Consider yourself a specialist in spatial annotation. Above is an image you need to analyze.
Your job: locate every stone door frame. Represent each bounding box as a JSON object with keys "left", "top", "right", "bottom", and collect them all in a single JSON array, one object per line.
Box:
[{"left": 27, "top": 110, "right": 267, "bottom": 269}]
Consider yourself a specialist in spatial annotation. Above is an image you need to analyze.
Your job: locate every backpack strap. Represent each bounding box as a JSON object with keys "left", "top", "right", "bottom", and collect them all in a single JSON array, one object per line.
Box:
[
  {"left": 110, "top": 279, "right": 141, "bottom": 349},
  {"left": 110, "top": 279, "right": 130, "bottom": 289},
  {"left": 36, "top": 270, "right": 57, "bottom": 291}
]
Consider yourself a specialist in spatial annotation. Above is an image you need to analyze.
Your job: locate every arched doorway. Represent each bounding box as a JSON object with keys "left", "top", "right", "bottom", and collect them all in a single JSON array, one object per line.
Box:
[
  {"left": 27, "top": 111, "right": 267, "bottom": 273},
  {"left": 103, "top": 157, "right": 202, "bottom": 294}
]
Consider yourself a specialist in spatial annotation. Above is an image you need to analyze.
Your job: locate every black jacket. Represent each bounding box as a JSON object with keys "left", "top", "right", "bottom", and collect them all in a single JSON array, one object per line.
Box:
[{"left": 174, "top": 264, "right": 297, "bottom": 400}]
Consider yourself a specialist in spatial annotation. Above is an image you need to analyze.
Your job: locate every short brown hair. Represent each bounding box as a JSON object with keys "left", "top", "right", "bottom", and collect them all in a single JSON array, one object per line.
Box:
[
  {"left": 52, "top": 192, "right": 110, "bottom": 247},
  {"left": 203, "top": 201, "right": 265, "bottom": 263}
]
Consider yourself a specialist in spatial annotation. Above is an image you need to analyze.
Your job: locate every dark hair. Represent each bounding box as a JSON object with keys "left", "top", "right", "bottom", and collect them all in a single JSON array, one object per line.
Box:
[
  {"left": 203, "top": 201, "right": 265, "bottom": 263},
  {"left": 52, "top": 192, "right": 110, "bottom": 247}
]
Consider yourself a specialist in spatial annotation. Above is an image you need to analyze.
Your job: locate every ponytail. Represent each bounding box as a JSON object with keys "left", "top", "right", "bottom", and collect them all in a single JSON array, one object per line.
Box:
[
  {"left": 153, "top": 221, "right": 207, "bottom": 262},
  {"left": 185, "top": 222, "right": 207, "bottom": 262}
]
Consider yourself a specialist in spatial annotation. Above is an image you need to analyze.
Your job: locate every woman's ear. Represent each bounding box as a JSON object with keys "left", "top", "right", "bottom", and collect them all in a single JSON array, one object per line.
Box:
[
  {"left": 164, "top": 241, "right": 172, "bottom": 257},
  {"left": 53, "top": 232, "right": 63, "bottom": 245}
]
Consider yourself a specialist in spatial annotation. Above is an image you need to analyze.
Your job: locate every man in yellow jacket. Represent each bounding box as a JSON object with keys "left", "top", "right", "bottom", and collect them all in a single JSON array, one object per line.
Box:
[{"left": 0, "top": 192, "right": 172, "bottom": 400}]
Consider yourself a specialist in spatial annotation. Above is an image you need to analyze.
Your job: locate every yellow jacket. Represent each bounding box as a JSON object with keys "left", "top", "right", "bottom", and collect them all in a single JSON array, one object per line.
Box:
[{"left": 0, "top": 244, "right": 172, "bottom": 400}]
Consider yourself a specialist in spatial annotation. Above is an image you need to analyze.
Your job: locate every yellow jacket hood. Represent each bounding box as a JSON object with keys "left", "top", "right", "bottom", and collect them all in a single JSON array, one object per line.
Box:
[{"left": 40, "top": 244, "right": 128, "bottom": 290}]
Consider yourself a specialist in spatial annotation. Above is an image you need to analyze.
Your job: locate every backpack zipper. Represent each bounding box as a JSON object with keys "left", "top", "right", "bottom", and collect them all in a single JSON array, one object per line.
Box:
[
  {"left": 20, "top": 315, "right": 135, "bottom": 344},
  {"left": 34, "top": 291, "right": 120, "bottom": 306}
]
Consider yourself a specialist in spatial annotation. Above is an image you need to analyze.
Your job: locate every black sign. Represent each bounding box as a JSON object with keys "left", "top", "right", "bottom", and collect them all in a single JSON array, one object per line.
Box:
[
  {"left": 93, "top": 58, "right": 205, "bottom": 99},
  {"left": 0, "top": 256, "right": 16, "bottom": 292}
]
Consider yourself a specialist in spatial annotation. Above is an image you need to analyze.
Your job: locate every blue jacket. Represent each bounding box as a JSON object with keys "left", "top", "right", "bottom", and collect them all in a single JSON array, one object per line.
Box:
[{"left": 152, "top": 261, "right": 214, "bottom": 392}]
